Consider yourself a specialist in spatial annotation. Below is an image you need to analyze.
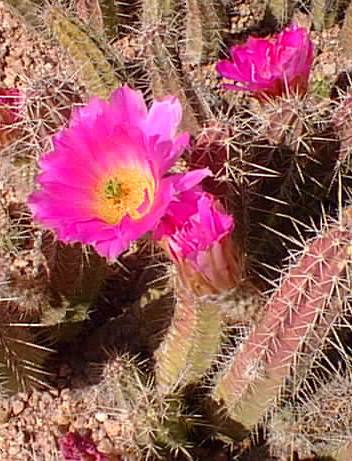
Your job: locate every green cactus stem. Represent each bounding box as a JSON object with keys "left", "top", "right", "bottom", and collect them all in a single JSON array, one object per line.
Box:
[
  {"left": 155, "top": 294, "right": 223, "bottom": 393},
  {"left": 268, "top": 0, "right": 294, "bottom": 26},
  {"left": 183, "top": 0, "right": 227, "bottom": 65},
  {"left": 269, "top": 372, "right": 352, "bottom": 460},
  {"left": 90, "top": 353, "right": 191, "bottom": 457},
  {"left": 340, "top": 2, "right": 352, "bottom": 58},
  {"left": 46, "top": 7, "right": 124, "bottom": 98},
  {"left": 141, "top": 0, "right": 208, "bottom": 134}
]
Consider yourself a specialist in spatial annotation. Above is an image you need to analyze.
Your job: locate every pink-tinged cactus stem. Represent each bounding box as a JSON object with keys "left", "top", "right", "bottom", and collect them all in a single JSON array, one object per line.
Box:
[{"left": 212, "top": 222, "right": 352, "bottom": 434}]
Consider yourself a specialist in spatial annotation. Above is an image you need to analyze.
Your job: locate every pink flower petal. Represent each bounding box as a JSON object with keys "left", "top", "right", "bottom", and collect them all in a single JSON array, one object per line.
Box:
[
  {"left": 144, "top": 96, "right": 183, "bottom": 140},
  {"left": 110, "top": 84, "right": 148, "bottom": 127},
  {"left": 216, "top": 24, "right": 314, "bottom": 99}
]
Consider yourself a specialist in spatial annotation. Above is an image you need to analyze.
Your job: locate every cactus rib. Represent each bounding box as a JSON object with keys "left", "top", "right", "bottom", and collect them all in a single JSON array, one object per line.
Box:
[{"left": 211, "top": 219, "right": 352, "bottom": 436}]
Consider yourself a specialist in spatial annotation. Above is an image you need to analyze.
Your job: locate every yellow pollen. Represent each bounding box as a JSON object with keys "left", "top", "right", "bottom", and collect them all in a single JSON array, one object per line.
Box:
[{"left": 95, "top": 167, "right": 155, "bottom": 225}]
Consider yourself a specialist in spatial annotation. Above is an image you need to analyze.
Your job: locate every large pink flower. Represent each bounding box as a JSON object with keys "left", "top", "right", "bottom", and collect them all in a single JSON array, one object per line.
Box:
[
  {"left": 28, "top": 86, "right": 209, "bottom": 261},
  {"left": 216, "top": 24, "right": 314, "bottom": 99},
  {"left": 154, "top": 189, "right": 241, "bottom": 295}
]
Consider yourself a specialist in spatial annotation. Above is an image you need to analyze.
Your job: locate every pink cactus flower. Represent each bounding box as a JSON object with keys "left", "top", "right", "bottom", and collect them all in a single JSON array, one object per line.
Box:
[
  {"left": 154, "top": 189, "right": 242, "bottom": 295},
  {"left": 216, "top": 24, "right": 314, "bottom": 99},
  {"left": 0, "top": 87, "right": 24, "bottom": 147},
  {"left": 59, "top": 432, "right": 109, "bottom": 461},
  {"left": 28, "top": 86, "right": 210, "bottom": 261}
]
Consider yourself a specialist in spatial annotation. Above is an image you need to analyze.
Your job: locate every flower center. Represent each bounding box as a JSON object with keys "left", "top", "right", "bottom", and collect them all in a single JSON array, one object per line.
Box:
[{"left": 95, "top": 167, "right": 155, "bottom": 225}]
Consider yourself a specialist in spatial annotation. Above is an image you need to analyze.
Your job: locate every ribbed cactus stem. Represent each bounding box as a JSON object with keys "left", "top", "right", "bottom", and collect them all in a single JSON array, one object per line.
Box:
[
  {"left": 47, "top": 8, "right": 123, "bottom": 98},
  {"left": 184, "top": 0, "right": 226, "bottom": 64},
  {"left": 98, "top": 0, "right": 134, "bottom": 38},
  {"left": 142, "top": 0, "right": 177, "bottom": 25},
  {"left": 333, "top": 441, "right": 352, "bottom": 461},
  {"left": 269, "top": 371, "right": 352, "bottom": 460},
  {"left": 211, "top": 221, "right": 352, "bottom": 437},
  {"left": 340, "top": 2, "right": 352, "bottom": 58},
  {"left": 0, "top": 310, "right": 52, "bottom": 392},
  {"left": 312, "top": 0, "right": 343, "bottom": 30},
  {"left": 311, "top": 0, "right": 326, "bottom": 31},
  {"left": 93, "top": 354, "right": 190, "bottom": 456},
  {"left": 76, "top": 0, "right": 104, "bottom": 34},
  {"left": 41, "top": 235, "right": 106, "bottom": 305},
  {"left": 155, "top": 294, "right": 223, "bottom": 393},
  {"left": 141, "top": 0, "right": 206, "bottom": 134},
  {"left": 268, "top": 0, "right": 294, "bottom": 25}
]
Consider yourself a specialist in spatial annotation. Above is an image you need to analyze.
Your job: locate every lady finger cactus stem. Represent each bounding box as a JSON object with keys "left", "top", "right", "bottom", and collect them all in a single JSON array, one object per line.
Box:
[
  {"left": 46, "top": 7, "right": 123, "bottom": 99},
  {"left": 154, "top": 189, "right": 244, "bottom": 393},
  {"left": 269, "top": 371, "right": 352, "bottom": 460},
  {"left": 141, "top": 0, "right": 207, "bottom": 134},
  {"left": 340, "top": 2, "right": 352, "bottom": 59},
  {"left": 268, "top": 0, "right": 295, "bottom": 26},
  {"left": 184, "top": 0, "right": 227, "bottom": 65},
  {"left": 211, "top": 216, "right": 352, "bottom": 438}
]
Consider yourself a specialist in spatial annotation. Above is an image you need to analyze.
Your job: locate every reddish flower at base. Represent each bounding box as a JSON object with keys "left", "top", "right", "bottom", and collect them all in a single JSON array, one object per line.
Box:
[
  {"left": 216, "top": 24, "right": 314, "bottom": 100},
  {"left": 28, "top": 86, "right": 209, "bottom": 261},
  {"left": 59, "top": 432, "right": 109, "bottom": 461},
  {"left": 154, "top": 189, "right": 242, "bottom": 295},
  {"left": 0, "top": 88, "right": 24, "bottom": 147}
]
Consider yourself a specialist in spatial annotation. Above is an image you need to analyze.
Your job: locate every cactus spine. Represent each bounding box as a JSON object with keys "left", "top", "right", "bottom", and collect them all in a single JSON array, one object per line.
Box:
[
  {"left": 211, "top": 219, "right": 352, "bottom": 437},
  {"left": 269, "top": 371, "right": 352, "bottom": 460},
  {"left": 268, "top": 0, "right": 294, "bottom": 25},
  {"left": 141, "top": 0, "right": 207, "bottom": 134},
  {"left": 340, "top": 2, "right": 352, "bottom": 58},
  {"left": 155, "top": 294, "right": 223, "bottom": 393},
  {"left": 46, "top": 8, "right": 124, "bottom": 98},
  {"left": 184, "top": 0, "right": 226, "bottom": 65}
]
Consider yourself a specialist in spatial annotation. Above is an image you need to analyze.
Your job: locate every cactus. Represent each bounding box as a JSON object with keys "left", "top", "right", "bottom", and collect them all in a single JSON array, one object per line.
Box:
[
  {"left": 340, "top": 2, "right": 352, "bottom": 58},
  {"left": 0, "top": 307, "right": 53, "bottom": 393},
  {"left": 210, "top": 216, "right": 352, "bottom": 438},
  {"left": 86, "top": 353, "right": 192, "bottom": 458},
  {"left": 1, "top": 1, "right": 352, "bottom": 458},
  {"left": 154, "top": 294, "right": 224, "bottom": 393},
  {"left": 26, "top": 77, "right": 83, "bottom": 151},
  {"left": 141, "top": 0, "right": 210, "bottom": 134},
  {"left": 267, "top": 0, "right": 294, "bottom": 26},
  {"left": 76, "top": 0, "right": 137, "bottom": 39},
  {"left": 310, "top": 0, "right": 338, "bottom": 31},
  {"left": 99, "top": 0, "right": 137, "bottom": 39},
  {"left": 240, "top": 93, "right": 342, "bottom": 276},
  {"left": 311, "top": 0, "right": 326, "bottom": 31},
  {"left": 183, "top": 0, "right": 227, "bottom": 65},
  {"left": 75, "top": 0, "right": 104, "bottom": 34},
  {"left": 46, "top": 7, "right": 124, "bottom": 98},
  {"left": 269, "top": 371, "right": 352, "bottom": 460},
  {"left": 141, "top": 0, "right": 178, "bottom": 26}
]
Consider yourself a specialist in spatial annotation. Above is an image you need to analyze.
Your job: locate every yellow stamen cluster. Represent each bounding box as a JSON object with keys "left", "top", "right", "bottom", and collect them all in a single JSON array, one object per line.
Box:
[{"left": 95, "top": 167, "right": 155, "bottom": 225}]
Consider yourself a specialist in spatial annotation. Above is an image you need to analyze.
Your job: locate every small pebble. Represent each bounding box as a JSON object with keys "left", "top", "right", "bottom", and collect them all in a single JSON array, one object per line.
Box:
[
  {"left": 11, "top": 399, "right": 25, "bottom": 416},
  {"left": 95, "top": 411, "right": 108, "bottom": 423}
]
